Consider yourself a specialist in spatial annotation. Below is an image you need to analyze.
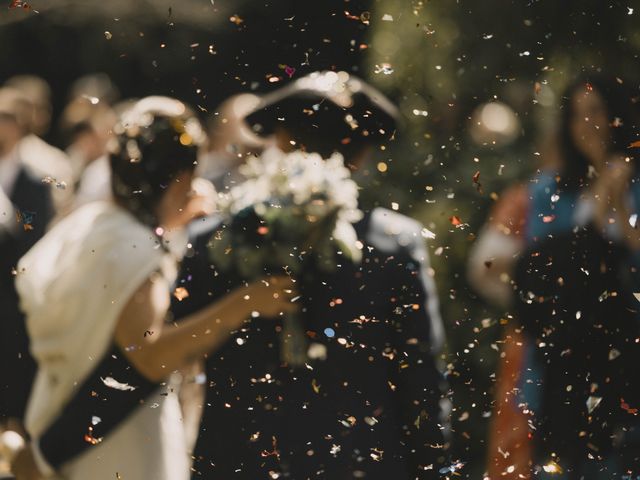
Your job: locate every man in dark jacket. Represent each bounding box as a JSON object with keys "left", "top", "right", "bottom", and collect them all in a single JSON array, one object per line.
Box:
[
  {"left": 173, "top": 72, "right": 448, "bottom": 479},
  {"left": 0, "top": 87, "right": 54, "bottom": 426}
]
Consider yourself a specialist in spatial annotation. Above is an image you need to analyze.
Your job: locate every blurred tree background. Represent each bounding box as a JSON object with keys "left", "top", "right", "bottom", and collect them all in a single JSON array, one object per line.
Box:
[{"left": 1, "top": 0, "right": 639, "bottom": 476}]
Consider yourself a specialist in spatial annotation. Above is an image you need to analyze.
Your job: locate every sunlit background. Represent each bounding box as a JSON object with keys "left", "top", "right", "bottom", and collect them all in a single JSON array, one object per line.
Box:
[{"left": 2, "top": 0, "right": 639, "bottom": 475}]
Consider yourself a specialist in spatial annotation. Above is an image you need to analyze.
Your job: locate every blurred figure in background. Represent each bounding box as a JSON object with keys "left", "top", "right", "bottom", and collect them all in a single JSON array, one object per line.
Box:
[
  {"left": 4, "top": 75, "right": 73, "bottom": 213},
  {"left": 59, "top": 95, "right": 117, "bottom": 209},
  {"left": 467, "top": 182, "right": 530, "bottom": 309},
  {"left": 468, "top": 180, "right": 533, "bottom": 478},
  {"left": 468, "top": 142, "right": 562, "bottom": 477},
  {"left": 0, "top": 87, "right": 54, "bottom": 430},
  {"left": 515, "top": 75, "right": 640, "bottom": 477},
  {"left": 62, "top": 74, "right": 119, "bottom": 176}
]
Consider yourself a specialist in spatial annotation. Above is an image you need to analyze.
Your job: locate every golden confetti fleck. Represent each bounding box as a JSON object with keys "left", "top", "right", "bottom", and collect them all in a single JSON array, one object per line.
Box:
[
  {"left": 173, "top": 287, "right": 190, "bottom": 301},
  {"left": 542, "top": 461, "right": 563, "bottom": 474}
]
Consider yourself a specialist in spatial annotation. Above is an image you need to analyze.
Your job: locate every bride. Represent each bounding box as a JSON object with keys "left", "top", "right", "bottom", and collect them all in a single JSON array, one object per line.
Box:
[{"left": 10, "top": 96, "right": 297, "bottom": 479}]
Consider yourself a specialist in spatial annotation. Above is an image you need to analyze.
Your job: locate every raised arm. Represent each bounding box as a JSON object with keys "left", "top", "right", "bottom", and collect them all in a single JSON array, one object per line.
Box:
[
  {"left": 11, "top": 273, "right": 296, "bottom": 479},
  {"left": 114, "top": 273, "right": 296, "bottom": 382}
]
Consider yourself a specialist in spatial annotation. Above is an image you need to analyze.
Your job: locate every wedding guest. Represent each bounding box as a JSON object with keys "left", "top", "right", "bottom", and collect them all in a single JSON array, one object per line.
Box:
[
  {"left": 467, "top": 141, "right": 561, "bottom": 477},
  {"left": 4, "top": 75, "right": 73, "bottom": 213},
  {"left": 0, "top": 87, "right": 54, "bottom": 429},
  {"left": 9, "top": 96, "right": 297, "bottom": 480},
  {"left": 59, "top": 95, "right": 117, "bottom": 209},
  {"left": 515, "top": 75, "right": 640, "bottom": 477}
]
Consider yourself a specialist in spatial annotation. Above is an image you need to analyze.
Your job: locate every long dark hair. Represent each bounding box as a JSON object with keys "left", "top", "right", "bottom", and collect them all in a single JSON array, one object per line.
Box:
[
  {"left": 109, "top": 96, "right": 204, "bottom": 228},
  {"left": 557, "top": 74, "right": 639, "bottom": 190}
]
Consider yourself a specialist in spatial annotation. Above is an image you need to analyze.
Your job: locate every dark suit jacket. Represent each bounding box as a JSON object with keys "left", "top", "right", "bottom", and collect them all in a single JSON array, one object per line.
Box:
[
  {"left": 0, "top": 167, "right": 53, "bottom": 422},
  {"left": 172, "top": 208, "right": 447, "bottom": 479}
]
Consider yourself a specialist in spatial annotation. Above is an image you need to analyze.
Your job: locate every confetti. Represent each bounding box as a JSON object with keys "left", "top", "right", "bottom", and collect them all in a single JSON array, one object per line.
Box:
[
  {"left": 472, "top": 171, "right": 483, "bottom": 194},
  {"left": 621, "top": 398, "right": 638, "bottom": 415},
  {"left": 15, "top": 209, "right": 35, "bottom": 231},
  {"left": 101, "top": 376, "right": 137, "bottom": 391},
  {"left": 586, "top": 396, "right": 602, "bottom": 414},
  {"left": 534, "top": 81, "right": 542, "bottom": 95},
  {"left": 374, "top": 64, "right": 394, "bottom": 75},
  {"left": 542, "top": 461, "right": 563, "bottom": 474},
  {"left": 84, "top": 425, "right": 103, "bottom": 445},
  {"left": 260, "top": 436, "right": 280, "bottom": 460},
  {"left": 449, "top": 215, "right": 462, "bottom": 226},
  {"left": 311, "top": 378, "right": 321, "bottom": 394},
  {"left": 173, "top": 287, "right": 190, "bottom": 301},
  {"left": 421, "top": 227, "right": 436, "bottom": 239},
  {"left": 9, "top": 0, "right": 34, "bottom": 11},
  {"left": 439, "top": 461, "right": 465, "bottom": 475},
  {"left": 229, "top": 14, "right": 244, "bottom": 25}
]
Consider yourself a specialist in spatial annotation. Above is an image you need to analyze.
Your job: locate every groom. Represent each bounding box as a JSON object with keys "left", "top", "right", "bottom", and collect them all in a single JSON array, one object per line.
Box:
[
  {"left": 17, "top": 73, "right": 448, "bottom": 479},
  {"left": 173, "top": 72, "right": 448, "bottom": 479}
]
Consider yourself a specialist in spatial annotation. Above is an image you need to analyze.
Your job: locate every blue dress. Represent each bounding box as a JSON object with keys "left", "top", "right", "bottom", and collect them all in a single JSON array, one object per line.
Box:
[{"left": 520, "top": 171, "right": 640, "bottom": 478}]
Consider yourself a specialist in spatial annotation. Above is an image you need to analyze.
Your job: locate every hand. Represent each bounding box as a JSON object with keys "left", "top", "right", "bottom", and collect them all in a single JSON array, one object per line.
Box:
[
  {"left": 594, "top": 156, "right": 632, "bottom": 197},
  {"left": 239, "top": 275, "right": 299, "bottom": 318},
  {"left": 606, "top": 157, "right": 633, "bottom": 198},
  {"left": 11, "top": 445, "right": 43, "bottom": 480},
  {"left": 159, "top": 175, "right": 217, "bottom": 230}
]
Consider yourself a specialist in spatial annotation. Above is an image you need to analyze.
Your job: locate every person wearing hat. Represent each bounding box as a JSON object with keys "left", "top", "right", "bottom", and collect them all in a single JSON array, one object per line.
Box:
[
  {"left": 175, "top": 71, "right": 448, "bottom": 479},
  {"left": 0, "top": 87, "right": 54, "bottom": 434},
  {"left": 18, "top": 73, "right": 448, "bottom": 479}
]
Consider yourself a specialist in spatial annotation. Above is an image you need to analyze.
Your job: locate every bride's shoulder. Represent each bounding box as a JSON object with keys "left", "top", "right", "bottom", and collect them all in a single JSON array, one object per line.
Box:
[{"left": 60, "top": 202, "right": 161, "bottom": 256}]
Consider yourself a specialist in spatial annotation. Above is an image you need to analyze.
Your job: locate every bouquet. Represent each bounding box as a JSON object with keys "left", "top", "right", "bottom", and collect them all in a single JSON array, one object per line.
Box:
[{"left": 209, "top": 147, "right": 363, "bottom": 365}]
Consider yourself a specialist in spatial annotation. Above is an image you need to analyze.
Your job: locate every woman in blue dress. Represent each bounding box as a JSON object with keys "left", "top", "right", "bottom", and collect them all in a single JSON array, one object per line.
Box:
[{"left": 516, "top": 75, "right": 640, "bottom": 478}]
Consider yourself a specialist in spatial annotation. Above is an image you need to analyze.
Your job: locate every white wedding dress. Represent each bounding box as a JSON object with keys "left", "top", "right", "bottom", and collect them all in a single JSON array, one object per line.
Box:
[{"left": 16, "top": 201, "right": 192, "bottom": 480}]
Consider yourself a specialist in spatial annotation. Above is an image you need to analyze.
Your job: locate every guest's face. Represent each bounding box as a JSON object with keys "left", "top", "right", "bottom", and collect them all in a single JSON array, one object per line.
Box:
[
  {"left": 570, "top": 88, "right": 611, "bottom": 170},
  {"left": 0, "top": 116, "right": 22, "bottom": 155}
]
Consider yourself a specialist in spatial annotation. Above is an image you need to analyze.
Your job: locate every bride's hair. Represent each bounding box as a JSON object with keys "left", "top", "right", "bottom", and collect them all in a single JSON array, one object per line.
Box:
[{"left": 109, "top": 96, "right": 205, "bottom": 227}]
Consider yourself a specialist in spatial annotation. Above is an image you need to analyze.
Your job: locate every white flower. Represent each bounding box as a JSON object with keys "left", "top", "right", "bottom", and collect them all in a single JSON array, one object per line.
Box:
[{"left": 212, "top": 147, "right": 363, "bottom": 277}]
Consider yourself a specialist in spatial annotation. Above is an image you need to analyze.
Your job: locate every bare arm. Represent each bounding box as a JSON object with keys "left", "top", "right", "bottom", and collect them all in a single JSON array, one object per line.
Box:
[{"left": 114, "top": 274, "right": 296, "bottom": 382}]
